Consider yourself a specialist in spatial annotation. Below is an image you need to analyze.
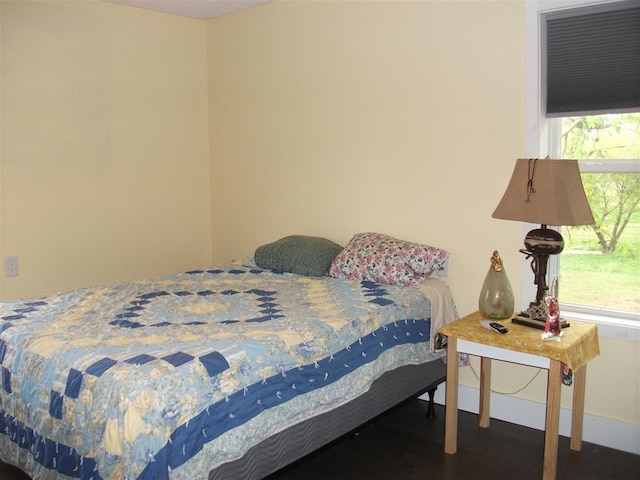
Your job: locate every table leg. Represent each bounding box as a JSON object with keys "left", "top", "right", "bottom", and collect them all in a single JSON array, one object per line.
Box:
[
  {"left": 479, "top": 357, "right": 491, "bottom": 428},
  {"left": 543, "top": 360, "right": 562, "bottom": 480},
  {"left": 570, "top": 365, "right": 587, "bottom": 451},
  {"left": 444, "top": 337, "right": 459, "bottom": 454}
]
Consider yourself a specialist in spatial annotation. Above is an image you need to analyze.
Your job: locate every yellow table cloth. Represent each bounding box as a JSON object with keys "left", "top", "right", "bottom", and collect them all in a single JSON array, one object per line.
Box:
[{"left": 439, "top": 311, "right": 599, "bottom": 370}]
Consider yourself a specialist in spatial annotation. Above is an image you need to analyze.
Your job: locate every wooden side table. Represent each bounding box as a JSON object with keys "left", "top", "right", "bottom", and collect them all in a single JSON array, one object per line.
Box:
[{"left": 439, "top": 311, "right": 599, "bottom": 480}]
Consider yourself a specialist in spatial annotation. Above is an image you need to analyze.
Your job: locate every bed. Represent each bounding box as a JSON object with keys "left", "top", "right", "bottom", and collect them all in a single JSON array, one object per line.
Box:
[{"left": 0, "top": 233, "right": 457, "bottom": 480}]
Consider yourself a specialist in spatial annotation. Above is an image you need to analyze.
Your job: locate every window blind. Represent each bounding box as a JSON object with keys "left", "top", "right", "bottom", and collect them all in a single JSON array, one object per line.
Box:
[{"left": 544, "top": 1, "right": 640, "bottom": 117}]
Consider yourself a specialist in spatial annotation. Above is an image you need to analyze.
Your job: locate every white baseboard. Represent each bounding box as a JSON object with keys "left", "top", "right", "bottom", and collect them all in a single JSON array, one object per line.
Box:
[{"left": 420, "top": 382, "right": 640, "bottom": 456}]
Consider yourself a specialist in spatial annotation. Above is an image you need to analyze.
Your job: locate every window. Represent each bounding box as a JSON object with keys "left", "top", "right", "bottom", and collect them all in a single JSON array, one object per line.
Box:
[
  {"left": 551, "top": 114, "right": 639, "bottom": 318},
  {"left": 526, "top": 0, "right": 640, "bottom": 328}
]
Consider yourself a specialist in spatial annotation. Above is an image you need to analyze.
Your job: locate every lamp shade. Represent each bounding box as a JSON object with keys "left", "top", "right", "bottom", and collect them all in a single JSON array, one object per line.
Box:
[{"left": 492, "top": 158, "right": 595, "bottom": 226}]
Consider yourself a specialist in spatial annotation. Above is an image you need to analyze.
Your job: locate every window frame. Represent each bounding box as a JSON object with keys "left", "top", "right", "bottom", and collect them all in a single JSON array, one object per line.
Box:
[{"left": 525, "top": 0, "right": 640, "bottom": 340}]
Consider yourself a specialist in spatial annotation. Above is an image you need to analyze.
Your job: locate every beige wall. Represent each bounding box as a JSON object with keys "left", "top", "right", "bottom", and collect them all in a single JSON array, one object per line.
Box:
[
  {"left": 207, "top": 0, "right": 525, "bottom": 318},
  {"left": 207, "top": 0, "right": 639, "bottom": 431},
  {"left": 0, "top": 0, "right": 212, "bottom": 298}
]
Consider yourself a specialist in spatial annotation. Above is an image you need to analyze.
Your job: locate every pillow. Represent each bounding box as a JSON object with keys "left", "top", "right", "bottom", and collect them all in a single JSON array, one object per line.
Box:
[
  {"left": 329, "top": 232, "right": 449, "bottom": 286},
  {"left": 254, "top": 235, "right": 344, "bottom": 277}
]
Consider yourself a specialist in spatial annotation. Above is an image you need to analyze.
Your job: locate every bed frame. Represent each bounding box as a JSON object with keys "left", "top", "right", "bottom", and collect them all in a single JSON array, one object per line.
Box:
[{"left": 209, "top": 358, "right": 446, "bottom": 479}]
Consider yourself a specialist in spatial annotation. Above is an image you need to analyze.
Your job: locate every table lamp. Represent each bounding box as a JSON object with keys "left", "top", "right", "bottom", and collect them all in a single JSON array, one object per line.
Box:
[{"left": 492, "top": 158, "right": 595, "bottom": 325}]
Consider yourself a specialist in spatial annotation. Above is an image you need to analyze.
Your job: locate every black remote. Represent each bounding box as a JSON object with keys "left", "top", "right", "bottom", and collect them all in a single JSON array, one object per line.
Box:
[{"left": 481, "top": 320, "right": 509, "bottom": 334}]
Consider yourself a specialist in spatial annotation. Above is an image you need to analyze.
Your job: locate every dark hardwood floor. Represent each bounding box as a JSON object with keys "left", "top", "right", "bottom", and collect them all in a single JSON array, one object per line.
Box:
[
  {"left": 269, "top": 400, "right": 639, "bottom": 480},
  {"left": 1, "top": 399, "right": 638, "bottom": 479}
]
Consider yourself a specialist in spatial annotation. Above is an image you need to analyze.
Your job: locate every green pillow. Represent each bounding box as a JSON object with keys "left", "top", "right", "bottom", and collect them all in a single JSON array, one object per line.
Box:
[{"left": 254, "top": 235, "right": 344, "bottom": 277}]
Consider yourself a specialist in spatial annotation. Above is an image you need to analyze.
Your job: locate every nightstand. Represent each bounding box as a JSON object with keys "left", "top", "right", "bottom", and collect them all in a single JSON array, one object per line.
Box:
[{"left": 439, "top": 311, "right": 600, "bottom": 480}]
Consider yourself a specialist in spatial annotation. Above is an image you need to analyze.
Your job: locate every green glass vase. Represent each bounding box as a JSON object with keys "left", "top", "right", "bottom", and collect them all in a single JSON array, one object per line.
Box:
[{"left": 478, "top": 250, "right": 514, "bottom": 319}]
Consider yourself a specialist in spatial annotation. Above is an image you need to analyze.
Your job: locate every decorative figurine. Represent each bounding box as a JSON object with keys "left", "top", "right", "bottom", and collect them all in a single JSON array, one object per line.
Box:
[
  {"left": 541, "top": 276, "right": 563, "bottom": 340},
  {"left": 478, "top": 250, "right": 515, "bottom": 319}
]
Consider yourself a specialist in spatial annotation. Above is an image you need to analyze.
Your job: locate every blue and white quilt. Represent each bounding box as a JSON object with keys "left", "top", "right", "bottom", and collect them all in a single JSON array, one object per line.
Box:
[{"left": 0, "top": 266, "right": 444, "bottom": 479}]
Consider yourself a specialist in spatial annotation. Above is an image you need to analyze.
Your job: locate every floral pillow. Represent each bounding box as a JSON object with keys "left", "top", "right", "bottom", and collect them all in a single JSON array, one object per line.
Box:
[{"left": 329, "top": 232, "right": 449, "bottom": 286}]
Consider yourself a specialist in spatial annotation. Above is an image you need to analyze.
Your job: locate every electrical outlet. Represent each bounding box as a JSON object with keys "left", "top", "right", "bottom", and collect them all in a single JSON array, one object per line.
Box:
[{"left": 5, "top": 256, "right": 19, "bottom": 277}]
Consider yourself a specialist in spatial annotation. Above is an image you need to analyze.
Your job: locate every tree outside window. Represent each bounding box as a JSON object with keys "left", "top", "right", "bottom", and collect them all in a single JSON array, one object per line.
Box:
[{"left": 559, "top": 113, "right": 640, "bottom": 315}]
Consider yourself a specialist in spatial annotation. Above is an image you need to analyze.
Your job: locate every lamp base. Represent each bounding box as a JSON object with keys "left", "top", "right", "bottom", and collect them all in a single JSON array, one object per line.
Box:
[
  {"left": 511, "top": 300, "right": 570, "bottom": 329},
  {"left": 522, "top": 227, "right": 564, "bottom": 305},
  {"left": 511, "top": 311, "right": 571, "bottom": 330}
]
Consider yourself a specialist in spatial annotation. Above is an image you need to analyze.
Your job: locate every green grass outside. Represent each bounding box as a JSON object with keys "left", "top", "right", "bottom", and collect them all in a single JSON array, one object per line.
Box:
[{"left": 559, "top": 223, "right": 640, "bottom": 313}]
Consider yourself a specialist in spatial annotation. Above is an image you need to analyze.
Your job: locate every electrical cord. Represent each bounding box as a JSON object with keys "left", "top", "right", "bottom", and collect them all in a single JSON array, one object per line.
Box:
[{"left": 468, "top": 363, "right": 543, "bottom": 395}]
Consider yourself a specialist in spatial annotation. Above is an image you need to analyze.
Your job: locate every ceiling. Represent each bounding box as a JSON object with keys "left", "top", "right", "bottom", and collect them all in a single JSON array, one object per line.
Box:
[{"left": 102, "top": 0, "right": 274, "bottom": 19}]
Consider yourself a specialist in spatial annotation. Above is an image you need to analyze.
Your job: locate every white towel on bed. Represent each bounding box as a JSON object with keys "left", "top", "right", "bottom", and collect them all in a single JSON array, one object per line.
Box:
[{"left": 414, "top": 277, "right": 459, "bottom": 352}]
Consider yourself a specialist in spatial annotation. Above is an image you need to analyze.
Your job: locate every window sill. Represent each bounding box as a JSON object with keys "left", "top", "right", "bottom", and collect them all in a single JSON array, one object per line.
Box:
[{"left": 561, "top": 309, "right": 640, "bottom": 342}]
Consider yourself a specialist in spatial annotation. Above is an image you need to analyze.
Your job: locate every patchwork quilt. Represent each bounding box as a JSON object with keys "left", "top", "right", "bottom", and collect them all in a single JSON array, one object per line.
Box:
[{"left": 0, "top": 266, "right": 441, "bottom": 479}]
